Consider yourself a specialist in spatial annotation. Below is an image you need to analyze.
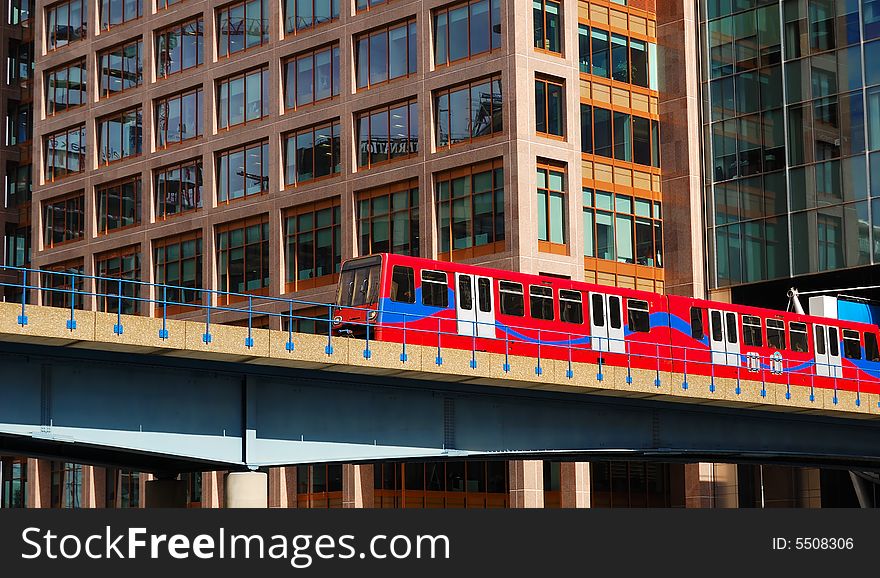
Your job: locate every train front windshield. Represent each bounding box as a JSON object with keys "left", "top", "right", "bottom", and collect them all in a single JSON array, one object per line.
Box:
[{"left": 336, "top": 256, "right": 382, "bottom": 308}]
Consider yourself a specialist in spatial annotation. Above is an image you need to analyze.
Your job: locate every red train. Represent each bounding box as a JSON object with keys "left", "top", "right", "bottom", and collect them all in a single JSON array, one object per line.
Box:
[{"left": 333, "top": 254, "right": 880, "bottom": 397}]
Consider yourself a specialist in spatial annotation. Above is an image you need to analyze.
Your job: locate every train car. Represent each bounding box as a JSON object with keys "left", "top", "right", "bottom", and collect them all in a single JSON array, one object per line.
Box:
[{"left": 333, "top": 253, "right": 880, "bottom": 396}]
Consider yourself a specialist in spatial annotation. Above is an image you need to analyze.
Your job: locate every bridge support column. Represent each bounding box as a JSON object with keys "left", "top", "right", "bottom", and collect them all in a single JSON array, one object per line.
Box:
[
  {"left": 225, "top": 471, "right": 268, "bottom": 508},
  {"left": 145, "top": 474, "right": 187, "bottom": 508},
  {"left": 560, "top": 462, "right": 591, "bottom": 508},
  {"left": 343, "top": 464, "right": 374, "bottom": 508},
  {"left": 509, "top": 460, "right": 544, "bottom": 508}
]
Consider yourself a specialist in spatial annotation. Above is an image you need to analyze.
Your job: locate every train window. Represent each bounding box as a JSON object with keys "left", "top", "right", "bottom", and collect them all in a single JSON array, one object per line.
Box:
[
  {"left": 421, "top": 270, "right": 448, "bottom": 308},
  {"left": 843, "top": 329, "right": 861, "bottom": 360},
  {"left": 499, "top": 281, "right": 524, "bottom": 316},
  {"left": 478, "top": 278, "right": 491, "bottom": 313},
  {"left": 742, "top": 315, "right": 763, "bottom": 347},
  {"left": 790, "top": 322, "right": 808, "bottom": 352},
  {"left": 458, "top": 275, "right": 473, "bottom": 311},
  {"left": 767, "top": 319, "right": 786, "bottom": 350},
  {"left": 529, "top": 285, "right": 554, "bottom": 321},
  {"left": 725, "top": 312, "right": 738, "bottom": 343},
  {"left": 609, "top": 296, "right": 622, "bottom": 330},
  {"left": 710, "top": 311, "right": 722, "bottom": 342},
  {"left": 828, "top": 327, "right": 839, "bottom": 357},
  {"left": 390, "top": 266, "right": 415, "bottom": 303},
  {"left": 865, "top": 332, "right": 880, "bottom": 362},
  {"left": 559, "top": 290, "right": 583, "bottom": 324},
  {"left": 627, "top": 299, "right": 650, "bottom": 333},
  {"left": 814, "top": 325, "right": 826, "bottom": 355},
  {"left": 690, "top": 307, "right": 704, "bottom": 340},
  {"left": 591, "top": 294, "right": 604, "bottom": 326}
]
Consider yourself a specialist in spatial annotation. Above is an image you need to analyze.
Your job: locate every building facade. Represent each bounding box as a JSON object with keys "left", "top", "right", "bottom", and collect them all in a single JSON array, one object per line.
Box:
[{"left": 700, "top": 0, "right": 880, "bottom": 306}]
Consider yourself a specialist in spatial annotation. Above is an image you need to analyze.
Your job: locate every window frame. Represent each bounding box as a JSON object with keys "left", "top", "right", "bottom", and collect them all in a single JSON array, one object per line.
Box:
[
  {"left": 390, "top": 265, "right": 415, "bottom": 304},
  {"left": 98, "top": 38, "right": 143, "bottom": 100},
  {"left": 356, "top": 98, "right": 419, "bottom": 170},
  {"left": 356, "top": 180, "right": 420, "bottom": 257},
  {"left": 283, "top": 199, "right": 342, "bottom": 292},
  {"left": 626, "top": 298, "right": 650, "bottom": 333},
  {"left": 421, "top": 270, "right": 449, "bottom": 308},
  {"left": 43, "top": 124, "right": 86, "bottom": 183},
  {"left": 767, "top": 318, "right": 786, "bottom": 350},
  {"left": 216, "top": 0, "right": 269, "bottom": 59},
  {"left": 46, "top": 0, "right": 87, "bottom": 52},
  {"left": 153, "top": 231, "right": 204, "bottom": 307},
  {"left": 155, "top": 16, "right": 204, "bottom": 80},
  {"left": 154, "top": 158, "right": 203, "bottom": 220},
  {"left": 434, "top": 74, "right": 503, "bottom": 149},
  {"left": 559, "top": 289, "right": 583, "bottom": 325},
  {"left": 155, "top": 86, "right": 203, "bottom": 150},
  {"left": 96, "top": 174, "right": 142, "bottom": 235},
  {"left": 433, "top": 0, "right": 503, "bottom": 67},
  {"left": 283, "top": 119, "right": 342, "bottom": 187},
  {"left": 535, "top": 76, "right": 565, "bottom": 138},
  {"left": 789, "top": 321, "right": 809, "bottom": 353},
  {"left": 95, "top": 245, "right": 141, "bottom": 314},
  {"left": 217, "top": 65, "right": 269, "bottom": 131},
  {"left": 215, "top": 214, "right": 271, "bottom": 301},
  {"left": 216, "top": 139, "right": 270, "bottom": 203},
  {"left": 283, "top": 44, "right": 340, "bottom": 111},
  {"left": 536, "top": 163, "right": 567, "bottom": 253},
  {"left": 354, "top": 18, "right": 417, "bottom": 91},
  {"left": 533, "top": 0, "right": 562, "bottom": 55},
  {"left": 842, "top": 329, "right": 861, "bottom": 360},
  {"left": 45, "top": 58, "right": 87, "bottom": 117},
  {"left": 284, "top": 0, "right": 338, "bottom": 34},
  {"left": 529, "top": 284, "right": 554, "bottom": 321},
  {"left": 742, "top": 314, "right": 763, "bottom": 347},
  {"left": 100, "top": 0, "right": 142, "bottom": 31},
  {"left": 499, "top": 280, "right": 524, "bottom": 317},
  {"left": 97, "top": 106, "right": 143, "bottom": 166},
  {"left": 42, "top": 191, "right": 85, "bottom": 248}
]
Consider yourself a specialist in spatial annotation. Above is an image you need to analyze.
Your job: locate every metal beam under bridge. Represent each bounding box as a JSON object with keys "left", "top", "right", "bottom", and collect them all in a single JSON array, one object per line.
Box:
[{"left": 2, "top": 341, "right": 880, "bottom": 472}]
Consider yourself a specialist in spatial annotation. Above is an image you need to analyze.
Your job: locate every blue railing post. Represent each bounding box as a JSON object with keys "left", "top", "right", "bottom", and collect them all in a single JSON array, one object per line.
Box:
[
  {"left": 159, "top": 285, "right": 169, "bottom": 339},
  {"left": 66, "top": 270, "right": 77, "bottom": 331},
  {"left": 18, "top": 269, "right": 28, "bottom": 326},
  {"left": 566, "top": 333, "right": 573, "bottom": 379},
  {"left": 363, "top": 311, "right": 371, "bottom": 359},
  {"left": 597, "top": 338, "right": 604, "bottom": 382},
  {"left": 625, "top": 339, "right": 633, "bottom": 385},
  {"left": 286, "top": 302, "right": 295, "bottom": 352},
  {"left": 681, "top": 345, "right": 687, "bottom": 390},
  {"left": 535, "top": 329, "right": 543, "bottom": 376},
  {"left": 856, "top": 371, "right": 861, "bottom": 407},
  {"left": 400, "top": 312, "right": 408, "bottom": 363},
  {"left": 760, "top": 354, "right": 767, "bottom": 398},
  {"left": 244, "top": 295, "right": 254, "bottom": 348},
  {"left": 435, "top": 316, "right": 442, "bottom": 366},
  {"left": 735, "top": 356, "right": 742, "bottom": 395},
  {"left": 470, "top": 319, "right": 477, "bottom": 369},
  {"left": 325, "top": 304, "right": 334, "bottom": 355},
  {"left": 203, "top": 290, "right": 213, "bottom": 344},
  {"left": 503, "top": 330, "right": 510, "bottom": 373},
  {"left": 113, "top": 277, "right": 124, "bottom": 335},
  {"left": 785, "top": 358, "right": 791, "bottom": 400},
  {"left": 653, "top": 343, "right": 660, "bottom": 387}
]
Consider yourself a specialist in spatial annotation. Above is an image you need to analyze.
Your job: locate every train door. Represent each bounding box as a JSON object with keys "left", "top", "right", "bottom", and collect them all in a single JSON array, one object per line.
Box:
[
  {"left": 709, "top": 309, "right": 740, "bottom": 366},
  {"left": 589, "top": 292, "right": 625, "bottom": 353},
  {"left": 456, "top": 273, "right": 495, "bottom": 338},
  {"left": 814, "top": 324, "right": 842, "bottom": 378}
]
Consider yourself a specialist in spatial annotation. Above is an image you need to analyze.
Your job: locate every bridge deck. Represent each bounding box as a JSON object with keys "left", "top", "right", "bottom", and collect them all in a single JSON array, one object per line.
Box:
[{"left": 1, "top": 302, "right": 875, "bottom": 420}]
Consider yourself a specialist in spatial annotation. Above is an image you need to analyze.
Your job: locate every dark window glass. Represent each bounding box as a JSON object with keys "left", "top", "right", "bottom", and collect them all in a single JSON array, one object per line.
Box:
[
  {"left": 611, "top": 33, "right": 629, "bottom": 82},
  {"left": 725, "top": 312, "right": 738, "bottom": 343},
  {"left": 591, "top": 293, "right": 604, "bottom": 326},
  {"left": 155, "top": 159, "right": 202, "bottom": 219},
  {"left": 711, "top": 310, "right": 723, "bottom": 341},
  {"left": 97, "top": 175, "right": 141, "bottom": 234},
  {"left": 828, "top": 326, "right": 839, "bottom": 357},
  {"left": 533, "top": 0, "right": 560, "bottom": 53},
  {"left": 284, "top": 120, "right": 341, "bottom": 186},
  {"left": 815, "top": 325, "right": 826, "bottom": 355},
  {"left": 356, "top": 99, "right": 418, "bottom": 168},
  {"left": 742, "top": 315, "right": 763, "bottom": 347},
  {"left": 529, "top": 285, "right": 554, "bottom": 321},
  {"left": 357, "top": 182, "right": 420, "bottom": 256},
  {"left": 216, "top": 216, "right": 270, "bottom": 295},
  {"left": 627, "top": 299, "right": 649, "bottom": 332},
  {"left": 458, "top": 275, "right": 473, "bottom": 310},
  {"left": 284, "top": 44, "right": 340, "bottom": 109},
  {"left": 46, "top": 59, "right": 87, "bottom": 116},
  {"left": 767, "top": 318, "right": 786, "bottom": 350},
  {"left": 842, "top": 329, "right": 861, "bottom": 360},
  {"left": 355, "top": 19, "right": 416, "bottom": 90},
  {"left": 499, "top": 281, "right": 524, "bottom": 316},
  {"left": 608, "top": 295, "right": 621, "bottom": 329},
  {"left": 790, "top": 322, "right": 809, "bottom": 352},
  {"left": 690, "top": 307, "right": 704, "bottom": 340},
  {"left": 421, "top": 270, "right": 448, "bottom": 308},
  {"left": 95, "top": 247, "right": 141, "bottom": 314},
  {"left": 535, "top": 78, "right": 564, "bottom": 137},
  {"left": 154, "top": 233, "right": 203, "bottom": 305},
  {"left": 865, "top": 332, "right": 880, "bottom": 362},
  {"left": 436, "top": 162, "right": 505, "bottom": 255},
  {"left": 44, "top": 125, "right": 86, "bottom": 182},
  {"left": 99, "top": 39, "right": 142, "bottom": 98},
  {"left": 156, "top": 17, "right": 204, "bottom": 79},
  {"left": 559, "top": 289, "right": 583, "bottom": 324},
  {"left": 477, "top": 277, "right": 491, "bottom": 313},
  {"left": 391, "top": 266, "right": 415, "bottom": 303},
  {"left": 42, "top": 260, "right": 84, "bottom": 309},
  {"left": 98, "top": 108, "right": 142, "bottom": 165},
  {"left": 43, "top": 193, "right": 84, "bottom": 247},
  {"left": 593, "top": 107, "right": 612, "bottom": 157},
  {"left": 284, "top": 203, "right": 341, "bottom": 288},
  {"left": 285, "top": 0, "right": 338, "bottom": 33},
  {"left": 217, "top": 140, "right": 269, "bottom": 202}
]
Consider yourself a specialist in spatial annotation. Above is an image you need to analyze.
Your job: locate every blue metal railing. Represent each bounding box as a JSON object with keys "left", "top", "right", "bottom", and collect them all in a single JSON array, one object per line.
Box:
[{"left": 0, "top": 264, "right": 876, "bottom": 408}]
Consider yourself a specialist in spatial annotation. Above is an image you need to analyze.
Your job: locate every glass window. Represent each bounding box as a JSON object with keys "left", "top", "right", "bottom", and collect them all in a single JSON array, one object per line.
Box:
[
  {"left": 95, "top": 246, "right": 141, "bottom": 314},
  {"left": 436, "top": 161, "right": 504, "bottom": 256},
  {"left": 578, "top": 24, "right": 590, "bottom": 73},
  {"left": 613, "top": 111, "right": 632, "bottom": 161},
  {"left": 44, "top": 124, "right": 86, "bottom": 182},
  {"left": 100, "top": 0, "right": 140, "bottom": 29},
  {"left": 155, "top": 159, "right": 202, "bottom": 219},
  {"left": 46, "top": 0, "right": 86, "bottom": 51},
  {"left": 43, "top": 192, "right": 84, "bottom": 247},
  {"left": 285, "top": 0, "right": 337, "bottom": 33},
  {"left": 355, "top": 19, "right": 416, "bottom": 90},
  {"left": 156, "top": 17, "right": 204, "bottom": 79},
  {"left": 790, "top": 321, "right": 809, "bottom": 352},
  {"left": 499, "top": 281, "right": 524, "bottom": 316},
  {"left": 537, "top": 166, "right": 565, "bottom": 246},
  {"left": 627, "top": 299, "right": 649, "bottom": 332},
  {"left": 154, "top": 233, "right": 203, "bottom": 305},
  {"left": 742, "top": 315, "right": 763, "bottom": 347},
  {"left": 690, "top": 307, "right": 704, "bottom": 340},
  {"left": 45, "top": 59, "right": 87, "bottom": 116},
  {"left": 356, "top": 98, "right": 418, "bottom": 169},
  {"left": 391, "top": 266, "right": 415, "bottom": 303},
  {"left": 156, "top": 87, "right": 202, "bottom": 149},
  {"left": 357, "top": 180, "right": 420, "bottom": 256},
  {"left": 284, "top": 44, "right": 340, "bottom": 110},
  {"left": 217, "top": 66, "right": 268, "bottom": 129},
  {"left": 284, "top": 120, "right": 341, "bottom": 186},
  {"left": 422, "top": 271, "right": 448, "bottom": 308},
  {"left": 560, "top": 289, "right": 583, "bottom": 324},
  {"left": 217, "top": 215, "right": 270, "bottom": 296},
  {"left": 98, "top": 39, "right": 142, "bottom": 98},
  {"left": 284, "top": 201, "right": 341, "bottom": 290},
  {"left": 581, "top": 104, "right": 593, "bottom": 154},
  {"left": 767, "top": 318, "right": 786, "bottom": 349},
  {"left": 217, "top": 140, "right": 269, "bottom": 202},
  {"left": 842, "top": 329, "right": 861, "bottom": 360},
  {"left": 434, "top": 0, "right": 501, "bottom": 66},
  {"left": 865, "top": 332, "right": 880, "bottom": 362},
  {"left": 42, "top": 259, "right": 85, "bottom": 309},
  {"left": 631, "top": 38, "right": 648, "bottom": 87},
  {"left": 97, "top": 107, "right": 142, "bottom": 165},
  {"left": 435, "top": 75, "right": 502, "bottom": 148},
  {"left": 535, "top": 77, "right": 564, "bottom": 137},
  {"left": 582, "top": 188, "right": 663, "bottom": 268},
  {"left": 529, "top": 285, "right": 554, "bottom": 320},
  {"left": 611, "top": 33, "right": 629, "bottom": 82},
  {"left": 217, "top": 0, "right": 268, "bottom": 58},
  {"left": 97, "top": 175, "right": 141, "bottom": 235},
  {"left": 533, "top": 0, "right": 561, "bottom": 54},
  {"left": 591, "top": 28, "right": 609, "bottom": 78}
]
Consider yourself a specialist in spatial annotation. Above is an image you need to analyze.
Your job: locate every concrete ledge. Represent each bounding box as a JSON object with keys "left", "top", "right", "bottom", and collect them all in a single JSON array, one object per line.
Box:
[
  {"left": 0, "top": 302, "right": 95, "bottom": 345},
  {"left": 94, "top": 312, "right": 187, "bottom": 352}
]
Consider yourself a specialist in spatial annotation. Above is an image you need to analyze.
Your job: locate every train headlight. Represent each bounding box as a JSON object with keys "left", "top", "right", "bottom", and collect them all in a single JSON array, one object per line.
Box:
[
  {"left": 368, "top": 310, "right": 378, "bottom": 321},
  {"left": 332, "top": 315, "right": 343, "bottom": 326}
]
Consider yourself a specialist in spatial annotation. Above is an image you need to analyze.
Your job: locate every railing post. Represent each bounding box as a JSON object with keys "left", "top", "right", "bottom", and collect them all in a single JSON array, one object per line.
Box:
[
  {"left": 535, "top": 329, "right": 543, "bottom": 376},
  {"left": 566, "top": 333, "right": 573, "bottom": 379},
  {"left": 67, "top": 270, "right": 77, "bottom": 331},
  {"left": 203, "top": 290, "right": 213, "bottom": 344},
  {"left": 625, "top": 338, "right": 633, "bottom": 385},
  {"left": 400, "top": 312, "right": 408, "bottom": 363},
  {"left": 325, "top": 304, "right": 334, "bottom": 355},
  {"left": 856, "top": 370, "right": 861, "bottom": 407},
  {"left": 597, "top": 338, "right": 604, "bottom": 382},
  {"left": 159, "top": 284, "right": 169, "bottom": 339},
  {"left": 681, "top": 345, "right": 687, "bottom": 390},
  {"left": 363, "top": 310, "right": 371, "bottom": 359},
  {"left": 244, "top": 295, "right": 254, "bottom": 348},
  {"left": 113, "top": 277, "right": 124, "bottom": 335},
  {"left": 654, "top": 342, "right": 660, "bottom": 387},
  {"left": 435, "top": 316, "right": 442, "bottom": 366},
  {"left": 785, "top": 357, "right": 791, "bottom": 400},
  {"left": 470, "top": 319, "right": 477, "bottom": 369},
  {"left": 503, "top": 330, "right": 510, "bottom": 373},
  {"left": 286, "top": 301, "right": 295, "bottom": 352},
  {"left": 18, "top": 268, "right": 28, "bottom": 326},
  {"left": 735, "top": 354, "right": 741, "bottom": 395},
  {"left": 760, "top": 353, "right": 767, "bottom": 398}
]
